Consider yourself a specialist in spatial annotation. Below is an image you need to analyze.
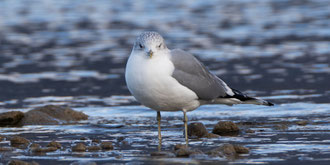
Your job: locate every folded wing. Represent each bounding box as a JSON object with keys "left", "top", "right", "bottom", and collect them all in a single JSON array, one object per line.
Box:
[{"left": 170, "top": 49, "right": 234, "bottom": 100}]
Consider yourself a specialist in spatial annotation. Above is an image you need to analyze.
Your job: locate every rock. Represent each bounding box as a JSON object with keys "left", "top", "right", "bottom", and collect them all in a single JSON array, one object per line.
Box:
[
  {"left": 7, "top": 160, "right": 39, "bottom": 165},
  {"left": 175, "top": 148, "right": 191, "bottom": 157},
  {"left": 72, "top": 143, "right": 86, "bottom": 152},
  {"left": 87, "top": 145, "right": 101, "bottom": 151},
  {"left": 70, "top": 161, "right": 97, "bottom": 165},
  {"left": 212, "top": 121, "right": 239, "bottom": 136},
  {"left": 19, "top": 110, "right": 59, "bottom": 125},
  {"left": 100, "top": 141, "right": 114, "bottom": 150},
  {"left": 233, "top": 145, "right": 249, "bottom": 154},
  {"left": 218, "top": 144, "right": 237, "bottom": 157},
  {"left": 296, "top": 120, "right": 308, "bottom": 126},
  {"left": 31, "top": 147, "right": 57, "bottom": 153},
  {"left": 207, "top": 143, "right": 237, "bottom": 158},
  {"left": 47, "top": 141, "right": 61, "bottom": 149},
  {"left": 174, "top": 144, "right": 187, "bottom": 151},
  {"left": 150, "top": 151, "right": 175, "bottom": 157},
  {"left": 10, "top": 136, "right": 30, "bottom": 146},
  {"left": 0, "top": 111, "right": 24, "bottom": 126},
  {"left": 32, "top": 105, "right": 88, "bottom": 121},
  {"left": 207, "top": 144, "right": 249, "bottom": 158},
  {"left": 205, "top": 133, "right": 220, "bottom": 138},
  {"left": 19, "top": 105, "right": 88, "bottom": 125},
  {"left": 175, "top": 148, "right": 203, "bottom": 157},
  {"left": 187, "top": 122, "right": 208, "bottom": 138}
]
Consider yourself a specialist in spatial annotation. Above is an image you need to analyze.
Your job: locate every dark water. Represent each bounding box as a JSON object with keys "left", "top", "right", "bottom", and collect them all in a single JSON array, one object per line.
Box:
[{"left": 0, "top": 0, "right": 330, "bottom": 164}]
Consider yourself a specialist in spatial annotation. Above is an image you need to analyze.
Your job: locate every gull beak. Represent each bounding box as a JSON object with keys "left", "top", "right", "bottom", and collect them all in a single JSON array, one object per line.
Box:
[{"left": 148, "top": 50, "right": 153, "bottom": 58}]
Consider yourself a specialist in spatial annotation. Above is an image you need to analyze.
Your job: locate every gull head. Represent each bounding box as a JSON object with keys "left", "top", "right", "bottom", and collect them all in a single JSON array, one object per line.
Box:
[{"left": 133, "top": 31, "right": 167, "bottom": 58}]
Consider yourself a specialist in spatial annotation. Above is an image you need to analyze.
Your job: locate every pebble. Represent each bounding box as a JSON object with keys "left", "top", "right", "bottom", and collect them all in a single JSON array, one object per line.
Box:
[
  {"left": 207, "top": 143, "right": 249, "bottom": 158},
  {"left": 207, "top": 143, "right": 237, "bottom": 158},
  {"left": 72, "top": 143, "right": 86, "bottom": 152},
  {"left": 175, "top": 148, "right": 203, "bottom": 157},
  {"left": 187, "top": 122, "right": 208, "bottom": 138},
  {"left": 10, "top": 136, "right": 30, "bottom": 146},
  {"left": 100, "top": 141, "right": 114, "bottom": 150},
  {"left": 233, "top": 145, "right": 249, "bottom": 154},
  {"left": 212, "top": 121, "right": 240, "bottom": 136},
  {"left": 31, "top": 147, "right": 57, "bottom": 153},
  {"left": 47, "top": 141, "right": 62, "bottom": 149},
  {"left": 87, "top": 145, "right": 102, "bottom": 151}
]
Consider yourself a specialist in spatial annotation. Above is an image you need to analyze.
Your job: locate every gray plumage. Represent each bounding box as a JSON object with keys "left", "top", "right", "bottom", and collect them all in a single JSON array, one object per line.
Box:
[
  {"left": 136, "top": 32, "right": 166, "bottom": 49},
  {"left": 171, "top": 49, "right": 231, "bottom": 100}
]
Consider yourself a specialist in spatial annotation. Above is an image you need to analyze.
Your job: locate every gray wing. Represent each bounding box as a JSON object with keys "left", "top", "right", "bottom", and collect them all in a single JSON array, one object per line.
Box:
[{"left": 170, "top": 49, "right": 233, "bottom": 100}]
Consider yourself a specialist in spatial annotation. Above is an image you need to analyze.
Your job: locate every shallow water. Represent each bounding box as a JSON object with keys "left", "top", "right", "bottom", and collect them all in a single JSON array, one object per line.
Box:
[
  {"left": 0, "top": 0, "right": 330, "bottom": 164},
  {"left": 1, "top": 103, "right": 330, "bottom": 164}
]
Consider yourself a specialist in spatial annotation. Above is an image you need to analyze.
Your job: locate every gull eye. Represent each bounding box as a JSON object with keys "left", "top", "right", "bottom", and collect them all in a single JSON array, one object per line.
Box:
[
  {"left": 139, "top": 44, "right": 144, "bottom": 49},
  {"left": 158, "top": 44, "right": 162, "bottom": 48}
]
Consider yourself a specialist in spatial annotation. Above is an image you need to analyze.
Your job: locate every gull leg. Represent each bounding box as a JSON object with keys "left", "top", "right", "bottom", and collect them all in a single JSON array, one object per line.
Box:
[
  {"left": 183, "top": 111, "right": 188, "bottom": 147},
  {"left": 157, "top": 111, "right": 162, "bottom": 151}
]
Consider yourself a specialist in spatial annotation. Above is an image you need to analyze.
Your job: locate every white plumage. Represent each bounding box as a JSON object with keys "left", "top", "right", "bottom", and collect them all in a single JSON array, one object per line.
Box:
[{"left": 125, "top": 48, "right": 200, "bottom": 112}]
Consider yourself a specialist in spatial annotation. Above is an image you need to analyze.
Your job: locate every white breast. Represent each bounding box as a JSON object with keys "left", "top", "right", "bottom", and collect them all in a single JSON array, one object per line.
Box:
[{"left": 125, "top": 50, "right": 200, "bottom": 111}]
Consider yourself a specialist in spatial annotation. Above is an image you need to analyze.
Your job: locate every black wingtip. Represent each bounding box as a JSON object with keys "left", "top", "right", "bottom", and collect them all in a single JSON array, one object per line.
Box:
[
  {"left": 267, "top": 101, "right": 274, "bottom": 106},
  {"left": 224, "top": 88, "right": 275, "bottom": 106}
]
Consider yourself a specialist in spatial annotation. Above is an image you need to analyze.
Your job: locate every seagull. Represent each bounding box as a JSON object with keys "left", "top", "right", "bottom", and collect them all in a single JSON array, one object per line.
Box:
[{"left": 125, "top": 31, "right": 273, "bottom": 150}]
